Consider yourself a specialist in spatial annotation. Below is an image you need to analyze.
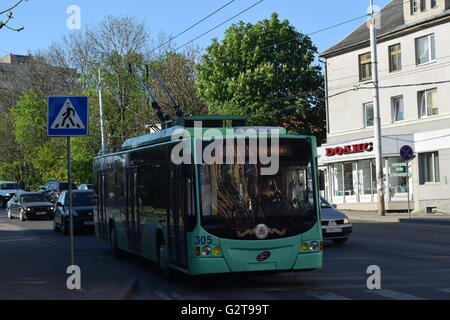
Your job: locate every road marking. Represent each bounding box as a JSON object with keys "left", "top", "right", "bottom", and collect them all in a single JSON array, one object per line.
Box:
[
  {"left": 154, "top": 291, "right": 173, "bottom": 300},
  {"left": 307, "top": 290, "right": 352, "bottom": 300},
  {"left": 170, "top": 292, "right": 185, "bottom": 300},
  {"left": 0, "top": 238, "right": 38, "bottom": 244},
  {"left": 366, "top": 289, "right": 427, "bottom": 300},
  {"left": 0, "top": 223, "right": 25, "bottom": 231},
  {"left": 438, "top": 288, "right": 450, "bottom": 294}
]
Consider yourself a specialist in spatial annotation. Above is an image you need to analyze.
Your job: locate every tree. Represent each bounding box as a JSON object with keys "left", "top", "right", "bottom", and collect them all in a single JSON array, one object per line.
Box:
[
  {"left": 0, "top": 0, "right": 26, "bottom": 32},
  {"left": 196, "top": 13, "right": 326, "bottom": 143}
]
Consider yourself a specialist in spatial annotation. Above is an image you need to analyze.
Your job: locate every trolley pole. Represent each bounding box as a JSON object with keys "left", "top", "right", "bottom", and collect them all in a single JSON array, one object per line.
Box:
[
  {"left": 369, "top": 0, "right": 386, "bottom": 216},
  {"left": 98, "top": 68, "right": 107, "bottom": 155}
]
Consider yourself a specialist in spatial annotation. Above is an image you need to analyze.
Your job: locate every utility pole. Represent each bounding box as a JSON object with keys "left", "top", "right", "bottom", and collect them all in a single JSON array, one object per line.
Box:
[
  {"left": 98, "top": 68, "right": 107, "bottom": 155},
  {"left": 369, "top": 0, "right": 386, "bottom": 216}
]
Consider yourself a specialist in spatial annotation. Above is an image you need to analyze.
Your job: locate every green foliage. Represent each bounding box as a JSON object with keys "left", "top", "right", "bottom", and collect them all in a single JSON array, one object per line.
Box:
[{"left": 196, "top": 13, "right": 326, "bottom": 143}]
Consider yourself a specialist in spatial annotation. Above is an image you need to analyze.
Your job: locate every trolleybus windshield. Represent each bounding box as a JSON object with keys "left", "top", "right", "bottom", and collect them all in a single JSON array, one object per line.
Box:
[{"left": 199, "top": 138, "right": 317, "bottom": 240}]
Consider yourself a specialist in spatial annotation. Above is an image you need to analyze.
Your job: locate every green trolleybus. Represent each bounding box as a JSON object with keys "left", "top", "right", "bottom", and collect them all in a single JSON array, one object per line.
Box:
[{"left": 93, "top": 116, "right": 323, "bottom": 276}]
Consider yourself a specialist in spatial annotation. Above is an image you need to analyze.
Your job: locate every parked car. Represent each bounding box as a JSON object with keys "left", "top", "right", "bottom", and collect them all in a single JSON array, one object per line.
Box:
[
  {"left": 321, "top": 198, "right": 353, "bottom": 245},
  {"left": 53, "top": 190, "right": 95, "bottom": 236},
  {"left": 0, "top": 181, "right": 24, "bottom": 209},
  {"left": 7, "top": 192, "right": 54, "bottom": 221},
  {"left": 78, "top": 184, "right": 93, "bottom": 191},
  {"left": 39, "top": 181, "right": 78, "bottom": 203}
]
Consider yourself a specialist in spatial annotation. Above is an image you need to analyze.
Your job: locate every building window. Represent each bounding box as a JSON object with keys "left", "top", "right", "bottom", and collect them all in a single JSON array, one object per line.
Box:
[
  {"left": 431, "top": 0, "right": 437, "bottom": 8},
  {"left": 387, "top": 157, "right": 410, "bottom": 201},
  {"left": 359, "top": 52, "right": 372, "bottom": 81},
  {"left": 392, "top": 96, "right": 405, "bottom": 122},
  {"left": 411, "top": 0, "right": 419, "bottom": 14},
  {"left": 357, "top": 160, "right": 373, "bottom": 196},
  {"left": 415, "top": 34, "right": 436, "bottom": 65},
  {"left": 418, "top": 88, "right": 438, "bottom": 118},
  {"left": 331, "top": 164, "right": 344, "bottom": 197},
  {"left": 364, "top": 102, "right": 374, "bottom": 128},
  {"left": 419, "top": 152, "right": 440, "bottom": 184},
  {"left": 420, "top": 0, "right": 427, "bottom": 11},
  {"left": 389, "top": 44, "right": 402, "bottom": 72}
]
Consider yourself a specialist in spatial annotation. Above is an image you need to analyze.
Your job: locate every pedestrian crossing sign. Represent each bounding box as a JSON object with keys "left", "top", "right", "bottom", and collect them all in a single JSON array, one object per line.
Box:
[{"left": 48, "top": 97, "right": 89, "bottom": 137}]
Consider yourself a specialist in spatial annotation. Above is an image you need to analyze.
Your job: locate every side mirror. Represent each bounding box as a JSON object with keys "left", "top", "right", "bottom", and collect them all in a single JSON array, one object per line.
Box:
[{"left": 319, "top": 170, "right": 326, "bottom": 191}]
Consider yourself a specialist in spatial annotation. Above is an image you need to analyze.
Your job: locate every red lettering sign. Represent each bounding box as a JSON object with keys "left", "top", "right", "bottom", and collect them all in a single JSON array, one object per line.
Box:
[{"left": 325, "top": 142, "right": 374, "bottom": 157}]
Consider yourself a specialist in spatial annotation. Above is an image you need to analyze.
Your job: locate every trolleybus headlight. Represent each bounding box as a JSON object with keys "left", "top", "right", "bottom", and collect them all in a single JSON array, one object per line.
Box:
[
  {"left": 300, "top": 243, "right": 309, "bottom": 252},
  {"left": 309, "top": 241, "right": 319, "bottom": 251},
  {"left": 202, "top": 246, "right": 212, "bottom": 256},
  {"left": 213, "top": 247, "right": 221, "bottom": 256}
]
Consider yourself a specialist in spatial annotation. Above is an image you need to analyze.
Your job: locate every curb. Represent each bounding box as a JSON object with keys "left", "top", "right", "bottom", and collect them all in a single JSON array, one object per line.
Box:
[
  {"left": 350, "top": 217, "right": 450, "bottom": 226},
  {"left": 117, "top": 277, "right": 138, "bottom": 300},
  {"left": 399, "top": 218, "right": 450, "bottom": 226}
]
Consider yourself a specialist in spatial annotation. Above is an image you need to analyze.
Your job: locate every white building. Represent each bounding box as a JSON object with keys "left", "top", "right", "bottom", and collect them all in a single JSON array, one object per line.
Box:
[{"left": 319, "top": 0, "right": 450, "bottom": 213}]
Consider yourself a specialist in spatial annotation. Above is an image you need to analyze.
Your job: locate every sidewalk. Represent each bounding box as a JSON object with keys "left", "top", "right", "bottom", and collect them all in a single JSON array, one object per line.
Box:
[
  {"left": 342, "top": 210, "right": 450, "bottom": 226},
  {"left": 0, "top": 221, "right": 137, "bottom": 300}
]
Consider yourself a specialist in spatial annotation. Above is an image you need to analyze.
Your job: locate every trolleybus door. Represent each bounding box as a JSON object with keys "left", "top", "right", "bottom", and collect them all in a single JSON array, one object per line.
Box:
[
  {"left": 126, "top": 168, "right": 141, "bottom": 253},
  {"left": 169, "top": 165, "right": 188, "bottom": 269},
  {"left": 96, "top": 173, "right": 108, "bottom": 240}
]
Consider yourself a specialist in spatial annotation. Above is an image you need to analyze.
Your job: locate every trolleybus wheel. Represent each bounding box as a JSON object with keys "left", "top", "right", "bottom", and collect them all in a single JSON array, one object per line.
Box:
[
  {"left": 159, "top": 244, "right": 176, "bottom": 281},
  {"left": 110, "top": 226, "right": 124, "bottom": 258}
]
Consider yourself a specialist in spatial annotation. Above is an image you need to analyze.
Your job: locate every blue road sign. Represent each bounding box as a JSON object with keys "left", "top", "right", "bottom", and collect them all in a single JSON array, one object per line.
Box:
[
  {"left": 400, "top": 145, "right": 414, "bottom": 162},
  {"left": 48, "top": 97, "right": 89, "bottom": 137}
]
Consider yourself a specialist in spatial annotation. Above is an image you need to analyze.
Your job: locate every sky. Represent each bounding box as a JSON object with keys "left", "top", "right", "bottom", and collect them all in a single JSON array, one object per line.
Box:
[{"left": 0, "top": 0, "right": 392, "bottom": 57}]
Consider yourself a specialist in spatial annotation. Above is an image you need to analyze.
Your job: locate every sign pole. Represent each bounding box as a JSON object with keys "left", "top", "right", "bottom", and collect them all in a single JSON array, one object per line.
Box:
[
  {"left": 406, "top": 159, "right": 411, "bottom": 219},
  {"left": 67, "top": 136, "right": 75, "bottom": 266}
]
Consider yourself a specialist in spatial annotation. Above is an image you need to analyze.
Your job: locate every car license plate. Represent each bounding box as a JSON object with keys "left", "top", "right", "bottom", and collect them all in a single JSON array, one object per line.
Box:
[
  {"left": 36, "top": 212, "right": 47, "bottom": 216},
  {"left": 326, "top": 228, "right": 342, "bottom": 233},
  {"left": 84, "top": 221, "right": 94, "bottom": 226}
]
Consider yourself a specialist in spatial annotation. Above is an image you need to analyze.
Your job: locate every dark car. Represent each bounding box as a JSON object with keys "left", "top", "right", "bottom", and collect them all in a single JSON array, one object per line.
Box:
[
  {"left": 39, "top": 181, "right": 78, "bottom": 203},
  {"left": 321, "top": 198, "right": 353, "bottom": 245},
  {"left": 7, "top": 192, "right": 54, "bottom": 221},
  {"left": 53, "top": 190, "right": 95, "bottom": 236}
]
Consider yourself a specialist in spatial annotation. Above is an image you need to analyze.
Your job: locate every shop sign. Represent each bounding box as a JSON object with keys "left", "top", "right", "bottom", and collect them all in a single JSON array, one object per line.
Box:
[{"left": 325, "top": 142, "right": 374, "bottom": 157}]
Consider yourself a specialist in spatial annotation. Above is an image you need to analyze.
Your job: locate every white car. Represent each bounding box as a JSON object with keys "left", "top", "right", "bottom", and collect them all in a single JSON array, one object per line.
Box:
[{"left": 0, "top": 182, "right": 24, "bottom": 209}]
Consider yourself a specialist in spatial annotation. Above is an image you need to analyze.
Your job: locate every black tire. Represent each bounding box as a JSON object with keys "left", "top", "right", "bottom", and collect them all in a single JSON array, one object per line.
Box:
[
  {"left": 333, "top": 238, "right": 348, "bottom": 245},
  {"left": 19, "top": 209, "right": 26, "bottom": 222},
  {"left": 110, "top": 226, "right": 124, "bottom": 258},
  {"left": 159, "top": 244, "right": 176, "bottom": 281},
  {"left": 61, "top": 220, "right": 69, "bottom": 236},
  {"left": 53, "top": 218, "right": 60, "bottom": 232}
]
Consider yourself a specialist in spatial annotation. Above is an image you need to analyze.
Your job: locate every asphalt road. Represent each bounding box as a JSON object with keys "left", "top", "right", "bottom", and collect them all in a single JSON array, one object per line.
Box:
[{"left": 1, "top": 208, "right": 450, "bottom": 300}]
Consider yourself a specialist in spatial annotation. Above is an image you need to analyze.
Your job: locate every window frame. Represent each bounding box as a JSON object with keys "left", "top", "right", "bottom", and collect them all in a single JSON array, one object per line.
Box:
[
  {"left": 389, "top": 43, "right": 402, "bottom": 72},
  {"left": 419, "top": 151, "right": 440, "bottom": 184},
  {"left": 415, "top": 34, "right": 436, "bottom": 65},
  {"left": 418, "top": 88, "right": 438, "bottom": 118},
  {"left": 392, "top": 96, "right": 405, "bottom": 123},
  {"left": 411, "top": 0, "right": 419, "bottom": 14},
  {"left": 359, "top": 52, "right": 372, "bottom": 81},
  {"left": 364, "top": 102, "right": 375, "bottom": 128}
]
